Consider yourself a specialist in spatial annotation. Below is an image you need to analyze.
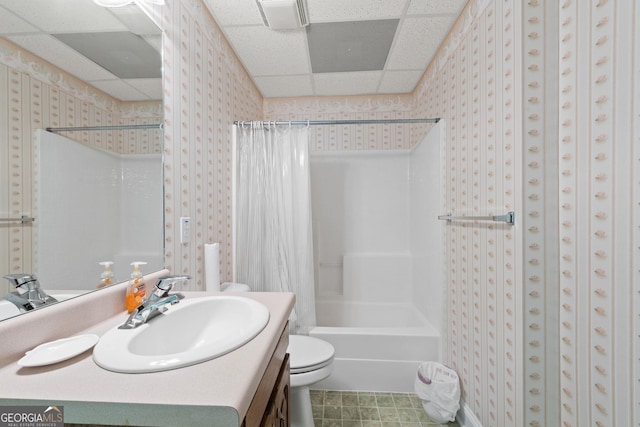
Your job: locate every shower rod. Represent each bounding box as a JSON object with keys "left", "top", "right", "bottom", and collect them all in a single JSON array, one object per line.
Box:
[
  {"left": 46, "top": 124, "right": 163, "bottom": 132},
  {"left": 233, "top": 118, "right": 440, "bottom": 126}
]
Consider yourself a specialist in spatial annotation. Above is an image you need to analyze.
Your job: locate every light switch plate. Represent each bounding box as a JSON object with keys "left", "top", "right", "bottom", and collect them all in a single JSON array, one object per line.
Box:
[{"left": 180, "top": 217, "right": 190, "bottom": 243}]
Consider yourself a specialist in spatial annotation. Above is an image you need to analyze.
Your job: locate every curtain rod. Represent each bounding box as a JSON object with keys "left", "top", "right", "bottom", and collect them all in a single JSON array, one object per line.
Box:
[
  {"left": 233, "top": 118, "right": 440, "bottom": 126},
  {"left": 46, "top": 124, "right": 163, "bottom": 132}
]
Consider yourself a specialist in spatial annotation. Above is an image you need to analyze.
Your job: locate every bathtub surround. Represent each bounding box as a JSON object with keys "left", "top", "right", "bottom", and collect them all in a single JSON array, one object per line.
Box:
[
  {"left": 34, "top": 130, "right": 163, "bottom": 288},
  {"left": 310, "top": 304, "right": 439, "bottom": 394},
  {"left": 234, "top": 123, "right": 316, "bottom": 333},
  {"left": 307, "top": 123, "right": 444, "bottom": 393},
  {"left": 409, "top": 123, "right": 445, "bottom": 334}
]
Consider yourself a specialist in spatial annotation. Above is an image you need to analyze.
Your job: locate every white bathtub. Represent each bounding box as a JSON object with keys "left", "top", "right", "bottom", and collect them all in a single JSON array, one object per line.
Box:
[{"left": 309, "top": 300, "right": 440, "bottom": 393}]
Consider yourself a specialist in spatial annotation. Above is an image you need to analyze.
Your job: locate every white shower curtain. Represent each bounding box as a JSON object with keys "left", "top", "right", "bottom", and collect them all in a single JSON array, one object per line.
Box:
[{"left": 235, "top": 122, "right": 316, "bottom": 334}]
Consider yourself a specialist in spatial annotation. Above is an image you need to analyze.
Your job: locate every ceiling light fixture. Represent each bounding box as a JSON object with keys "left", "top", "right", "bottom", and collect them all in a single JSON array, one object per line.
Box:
[
  {"left": 255, "top": 0, "right": 309, "bottom": 30},
  {"left": 93, "top": 0, "right": 165, "bottom": 7}
]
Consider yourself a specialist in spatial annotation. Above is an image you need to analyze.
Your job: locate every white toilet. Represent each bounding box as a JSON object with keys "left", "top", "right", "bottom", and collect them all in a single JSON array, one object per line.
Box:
[
  {"left": 217, "top": 280, "right": 335, "bottom": 425},
  {"left": 287, "top": 335, "right": 335, "bottom": 427}
]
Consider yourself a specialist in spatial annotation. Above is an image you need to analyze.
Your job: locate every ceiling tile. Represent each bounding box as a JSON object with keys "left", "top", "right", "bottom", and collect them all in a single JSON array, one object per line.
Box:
[
  {"left": 307, "top": 20, "right": 398, "bottom": 73},
  {"left": 90, "top": 79, "right": 148, "bottom": 101},
  {"left": 407, "top": 0, "right": 468, "bottom": 15},
  {"left": 313, "top": 71, "right": 382, "bottom": 96},
  {"left": 204, "top": 0, "right": 263, "bottom": 26},
  {"left": 378, "top": 70, "right": 424, "bottom": 94},
  {"left": 6, "top": 34, "right": 118, "bottom": 82},
  {"left": 143, "top": 34, "right": 163, "bottom": 53},
  {"left": 0, "top": 6, "right": 38, "bottom": 35},
  {"left": 307, "top": 0, "right": 408, "bottom": 23},
  {"left": 0, "top": 0, "right": 126, "bottom": 33},
  {"left": 225, "top": 26, "right": 310, "bottom": 76},
  {"left": 53, "top": 32, "right": 161, "bottom": 79},
  {"left": 253, "top": 75, "right": 314, "bottom": 98},
  {"left": 385, "top": 16, "right": 453, "bottom": 71},
  {"left": 121, "top": 78, "right": 163, "bottom": 100}
]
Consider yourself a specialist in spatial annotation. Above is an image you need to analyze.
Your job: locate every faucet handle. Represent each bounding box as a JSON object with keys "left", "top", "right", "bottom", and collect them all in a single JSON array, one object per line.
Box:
[
  {"left": 153, "top": 275, "right": 190, "bottom": 297},
  {"left": 3, "top": 274, "right": 39, "bottom": 289}
]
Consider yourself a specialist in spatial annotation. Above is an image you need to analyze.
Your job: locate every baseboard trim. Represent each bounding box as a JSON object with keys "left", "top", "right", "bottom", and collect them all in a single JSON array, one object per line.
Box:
[{"left": 456, "top": 401, "right": 483, "bottom": 427}]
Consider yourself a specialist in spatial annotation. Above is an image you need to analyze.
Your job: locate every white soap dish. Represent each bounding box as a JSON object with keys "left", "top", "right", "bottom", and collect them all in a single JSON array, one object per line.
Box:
[{"left": 18, "top": 334, "right": 99, "bottom": 367}]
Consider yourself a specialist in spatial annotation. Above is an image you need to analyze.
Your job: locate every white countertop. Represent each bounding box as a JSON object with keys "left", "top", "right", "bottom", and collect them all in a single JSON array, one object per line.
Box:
[{"left": 0, "top": 273, "right": 294, "bottom": 426}]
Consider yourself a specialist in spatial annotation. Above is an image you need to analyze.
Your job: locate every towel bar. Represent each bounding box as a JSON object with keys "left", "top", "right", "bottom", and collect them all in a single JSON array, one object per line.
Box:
[{"left": 437, "top": 211, "right": 515, "bottom": 226}]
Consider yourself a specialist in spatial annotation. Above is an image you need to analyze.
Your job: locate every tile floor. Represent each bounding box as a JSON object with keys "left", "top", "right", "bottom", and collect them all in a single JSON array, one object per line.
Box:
[{"left": 310, "top": 390, "right": 460, "bottom": 427}]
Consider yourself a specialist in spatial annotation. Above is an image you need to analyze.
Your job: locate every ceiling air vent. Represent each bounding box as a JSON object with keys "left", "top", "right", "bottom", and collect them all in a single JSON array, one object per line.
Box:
[{"left": 256, "top": 0, "right": 309, "bottom": 30}]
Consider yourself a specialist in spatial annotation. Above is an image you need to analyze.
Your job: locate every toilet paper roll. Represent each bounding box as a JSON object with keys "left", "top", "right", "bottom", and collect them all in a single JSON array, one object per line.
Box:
[{"left": 204, "top": 242, "right": 221, "bottom": 291}]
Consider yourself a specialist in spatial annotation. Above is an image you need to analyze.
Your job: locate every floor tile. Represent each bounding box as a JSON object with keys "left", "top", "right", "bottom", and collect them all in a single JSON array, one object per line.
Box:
[{"left": 309, "top": 389, "right": 460, "bottom": 427}]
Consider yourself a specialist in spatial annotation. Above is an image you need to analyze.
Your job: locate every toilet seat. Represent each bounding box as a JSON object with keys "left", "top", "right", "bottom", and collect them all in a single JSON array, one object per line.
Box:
[{"left": 288, "top": 335, "right": 335, "bottom": 374}]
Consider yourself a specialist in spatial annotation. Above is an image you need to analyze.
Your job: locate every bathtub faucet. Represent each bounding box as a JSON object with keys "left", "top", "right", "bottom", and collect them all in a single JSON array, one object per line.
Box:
[{"left": 2, "top": 273, "right": 59, "bottom": 312}]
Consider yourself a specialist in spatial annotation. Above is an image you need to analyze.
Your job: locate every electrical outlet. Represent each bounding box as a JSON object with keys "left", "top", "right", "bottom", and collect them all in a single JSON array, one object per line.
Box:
[{"left": 180, "top": 217, "right": 191, "bottom": 243}]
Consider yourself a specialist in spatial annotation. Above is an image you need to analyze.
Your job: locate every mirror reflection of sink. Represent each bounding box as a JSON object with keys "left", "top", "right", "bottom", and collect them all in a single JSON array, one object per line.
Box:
[
  {"left": 93, "top": 296, "right": 270, "bottom": 373},
  {"left": 0, "top": 294, "right": 79, "bottom": 321}
]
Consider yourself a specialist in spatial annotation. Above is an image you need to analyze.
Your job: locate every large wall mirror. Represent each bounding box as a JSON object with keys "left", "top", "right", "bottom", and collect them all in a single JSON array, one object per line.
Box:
[{"left": 0, "top": 0, "right": 163, "bottom": 320}]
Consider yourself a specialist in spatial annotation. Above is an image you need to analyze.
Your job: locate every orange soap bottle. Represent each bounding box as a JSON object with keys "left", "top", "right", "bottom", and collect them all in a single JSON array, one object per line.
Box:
[{"left": 125, "top": 261, "right": 147, "bottom": 313}]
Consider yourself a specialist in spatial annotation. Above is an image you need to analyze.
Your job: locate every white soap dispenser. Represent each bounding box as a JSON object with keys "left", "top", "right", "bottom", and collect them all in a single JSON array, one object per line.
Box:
[{"left": 97, "top": 261, "right": 114, "bottom": 289}]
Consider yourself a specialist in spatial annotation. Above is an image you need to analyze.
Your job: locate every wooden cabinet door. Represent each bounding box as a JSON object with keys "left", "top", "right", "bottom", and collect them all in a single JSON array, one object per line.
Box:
[
  {"left": 260, "top": 354, "right": 290, "bottom": 427},
  {"left": 242, "top": 324, "right": 289, "bottom": 427}
]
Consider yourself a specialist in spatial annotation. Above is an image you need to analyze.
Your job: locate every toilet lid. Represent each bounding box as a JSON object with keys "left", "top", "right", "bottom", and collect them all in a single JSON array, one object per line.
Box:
[{"left": 288, "top": 335, "right": 335, "bottom": 373}]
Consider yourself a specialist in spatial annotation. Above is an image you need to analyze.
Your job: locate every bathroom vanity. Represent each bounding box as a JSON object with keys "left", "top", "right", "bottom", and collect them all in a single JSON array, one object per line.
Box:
[{"left": 0, "top": 271, "right": 295, "bottom": 426}]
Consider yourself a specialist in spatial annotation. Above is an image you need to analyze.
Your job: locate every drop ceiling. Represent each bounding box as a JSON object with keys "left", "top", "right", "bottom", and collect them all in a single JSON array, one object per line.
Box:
[
  {"left": 0, "top": 0, "right": 162, "bottom": 102},
  {"left": 205, "top": 0, "right": 468, "bottom": 98},
  {"left": 0, "top": 0, "right": 467, "bottom": 101}
]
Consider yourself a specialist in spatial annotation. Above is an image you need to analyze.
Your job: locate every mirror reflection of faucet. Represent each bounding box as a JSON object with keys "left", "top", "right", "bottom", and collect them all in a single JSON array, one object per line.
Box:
[
  {"left": 2, "top": 273, "right": 59, "bottom": 312},
  {"left": 119, "top": 275, "right": 190, "bottom": 330}
]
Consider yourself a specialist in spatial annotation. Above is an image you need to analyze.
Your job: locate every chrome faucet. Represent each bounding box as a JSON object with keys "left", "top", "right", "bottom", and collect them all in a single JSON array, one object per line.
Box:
[
  {"left": 3, "top": 273, "right": 59, "bottom": 312},
  {"left": 119, "top": 275, "right": 190, "bottom": 329}
]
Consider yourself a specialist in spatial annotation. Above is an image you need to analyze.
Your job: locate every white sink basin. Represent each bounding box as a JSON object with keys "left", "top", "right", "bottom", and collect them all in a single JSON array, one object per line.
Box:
[
  {"left": 0, "top": 294, "right": 79, "bottom": 321},
  {"left": 93, "top": 296, "right": 270, "bottom": 373}
]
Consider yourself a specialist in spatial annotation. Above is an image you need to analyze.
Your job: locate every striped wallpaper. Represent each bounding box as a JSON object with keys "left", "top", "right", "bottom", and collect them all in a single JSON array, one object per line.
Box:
[
  {"left": 557, "top": 1, "right": 638, "bottom": 426},
  {"left": 412, "top": 1, "right": 522, "bottom": 423}
]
